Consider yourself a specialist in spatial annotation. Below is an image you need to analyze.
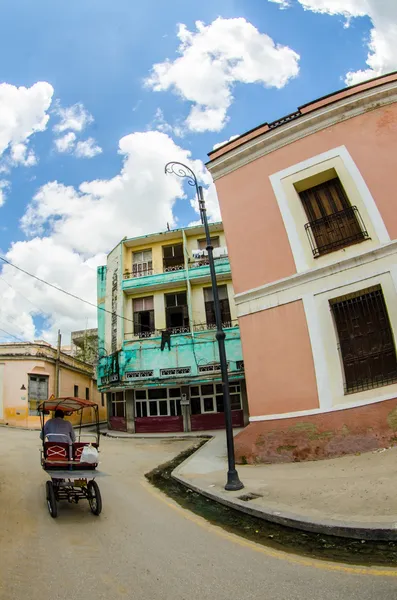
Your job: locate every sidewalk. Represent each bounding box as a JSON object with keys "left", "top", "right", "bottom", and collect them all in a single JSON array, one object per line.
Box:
[
  {"left": 172, "top": 432, "right": 397, "bottom": 541},
  {"left": 101, "top": 428, "right": 214, "bottom": 439}
]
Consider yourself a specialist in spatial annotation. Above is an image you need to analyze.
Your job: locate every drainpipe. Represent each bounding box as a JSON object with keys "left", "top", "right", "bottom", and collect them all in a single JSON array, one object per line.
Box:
[{"left": 55, "top": 330, "right": 61, "bottom": 397}]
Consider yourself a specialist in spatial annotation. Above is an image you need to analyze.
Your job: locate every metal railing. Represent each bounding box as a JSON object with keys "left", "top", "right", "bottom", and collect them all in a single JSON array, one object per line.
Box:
[
  {"left": 123, "top": 265, "right": 185, "bottom": 279},
  {"left": 189, "top": 254, "right": 229, "bottom": 268},
  {"left": 123, "top": 320, "right": 239, "bottom": 342},
  {"left": 305, "top": 206, "right": 369, "bottom": 258},
  {"left": 123, "top": 268, "right": 153, "bottom": 279},
  {"left": 193, "top": 320, "right": 237, "bottom": 331}
]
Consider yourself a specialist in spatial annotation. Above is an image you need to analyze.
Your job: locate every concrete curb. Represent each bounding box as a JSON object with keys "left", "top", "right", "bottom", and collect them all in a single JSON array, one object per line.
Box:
[
  {"left": 102, "top": 430, "right": 211, "bottom": 441},
  {"left": 171, "top": 437, "right": 397, "bottom": 542}
]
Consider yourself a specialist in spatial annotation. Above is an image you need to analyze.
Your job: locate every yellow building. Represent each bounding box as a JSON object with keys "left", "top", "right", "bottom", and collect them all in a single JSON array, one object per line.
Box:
[
  {"left": 97, "top": 222, "right": 247, "bottom": 433},
  {"left": 0, "top": 341, "right": 106, "bottom": 429}
]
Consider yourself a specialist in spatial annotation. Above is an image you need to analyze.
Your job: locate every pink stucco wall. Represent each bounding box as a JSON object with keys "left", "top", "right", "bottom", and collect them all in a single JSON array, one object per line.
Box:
[
  {"left": 239, "top": 301, "right": 319, "bottom": 417},
  {"left": 216, "top": 101, "right": 397, "bottom": 295}
]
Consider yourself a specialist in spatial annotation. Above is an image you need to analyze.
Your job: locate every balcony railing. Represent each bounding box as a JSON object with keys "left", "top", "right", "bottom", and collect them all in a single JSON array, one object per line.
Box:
[
  {"left": 163, "top": 264, "right": 184, "bottom": 272},
  {"left": 193, "top": 320, "right": 237, "bottom": 331},
  {"left": 305, "top": 206, "right": 369, "bottom": 258},
  {"left": 124, "top": 326, "right": 191, "bottom": 341},
  {"left": 123, "top": 264, "right": 185, "bottom": 280},
  {"left": 124, "top": 269, "right": 153, "bottom": 279},
  {"left": 124, "top": 321, "right": 239, "bottom": 342},
  {"left": 189, "top": 253, "right": 229, "bottom": 268}
]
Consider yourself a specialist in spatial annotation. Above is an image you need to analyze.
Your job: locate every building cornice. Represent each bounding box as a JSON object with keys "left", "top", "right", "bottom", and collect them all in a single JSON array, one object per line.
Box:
[
  {"left": 235, "top": 240, "right": 397, "bottom": 316},
  {"left": 207, "top": 81, "right": 397, "bottom": 181}
]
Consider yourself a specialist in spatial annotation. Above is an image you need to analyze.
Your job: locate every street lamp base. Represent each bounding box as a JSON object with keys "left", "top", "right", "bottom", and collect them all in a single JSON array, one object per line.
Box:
[{"left": 225, "top": 469, "right": 244, "bottom": 491}]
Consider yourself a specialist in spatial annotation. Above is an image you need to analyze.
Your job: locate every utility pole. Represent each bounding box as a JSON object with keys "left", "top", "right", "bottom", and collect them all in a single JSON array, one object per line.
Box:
[{"left": 55, "top": 329, "right": 61, "bottom": 397}]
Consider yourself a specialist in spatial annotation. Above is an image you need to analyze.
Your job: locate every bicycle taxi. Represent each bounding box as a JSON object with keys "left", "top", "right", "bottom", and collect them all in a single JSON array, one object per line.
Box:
[{"left": 39, "top": 396, "right": 102, "bottom": 518}]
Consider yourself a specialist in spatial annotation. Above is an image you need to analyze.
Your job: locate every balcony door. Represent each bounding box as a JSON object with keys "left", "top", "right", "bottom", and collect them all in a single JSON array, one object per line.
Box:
[
  {"left": 133, "top": 296, "right": 155, "bottom": 337},
  {"left": 299, "top": 177, "right": 365, "bottom": 256},
  {"left": 165, "top": 292, "right": 189, "bottom": 333},
  {"left": 132, "top": 250, "right": 152, "bottom": 278},
  {"left": 163, "top": 243, "right": 184, "bottom": 272}
]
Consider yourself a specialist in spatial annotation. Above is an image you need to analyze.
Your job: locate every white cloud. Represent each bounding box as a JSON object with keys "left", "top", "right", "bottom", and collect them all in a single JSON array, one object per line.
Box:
[
  {"left": 279, "top": 1, "right": 397, "bottom": 85},
  {"left": 75, "top": 138, "right": 102, "bottom": 158},
  {"left": 10, "top": 143, "right": 37, "bottom": 167},
  {"left": 146, "top": 17, "right": 300, "bottom": 132},
  {"left": 53, "top": 103, "right": 101, "bottom": 159},
  {"left": 6, "top": 130, "right": 219, "bottom": 342},
  {"left": 22, "top": 130, "right": 213, "bottom": 255},
  {"left": 269, "top": 0, "right": 291, "bottom": 8},
  {"left": 149, "top": 108, "right": 185, "bottom": 137},
  {"left": 212, "top": 135, "right": 240, "bottom": 150},
  {"left": 54, "top": 132, "right": 77, "bottom": 153},
  {"left": 0, "top": 81, "right": 53, "bottom": 162},
  {"left": 0, "top": 180, "right": 9, "bottom": 207},
  {"left": 53, "top": 102, "right": 94, "bottom": 133},
  {"left": 0, "top": 238, "right": 102, "bottom": 344}
]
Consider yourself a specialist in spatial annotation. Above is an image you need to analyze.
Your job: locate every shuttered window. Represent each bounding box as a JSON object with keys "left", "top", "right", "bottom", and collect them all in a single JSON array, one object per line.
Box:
[
  {"left": 28, "top": 375, "right": 48, "bottom": 415},
  {"left": 198, "top": 236, "right": 220, "bottom": 250},
  {"left": 132, "top": 250, "right": 153, "bottom": 277},
  {"left": 300, "top": 178, "right": 368, "bottom": 257}
]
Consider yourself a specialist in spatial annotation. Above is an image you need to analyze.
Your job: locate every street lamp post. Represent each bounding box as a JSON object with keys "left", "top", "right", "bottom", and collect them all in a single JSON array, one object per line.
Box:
[{"left": 165, "top": 161, "right": 244, "bottom": 491}]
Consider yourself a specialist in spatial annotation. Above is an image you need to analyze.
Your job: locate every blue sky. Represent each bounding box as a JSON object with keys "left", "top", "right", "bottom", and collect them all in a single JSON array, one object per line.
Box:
[{"left": 0, "top": 0, "right": 394, "bottom": 343}]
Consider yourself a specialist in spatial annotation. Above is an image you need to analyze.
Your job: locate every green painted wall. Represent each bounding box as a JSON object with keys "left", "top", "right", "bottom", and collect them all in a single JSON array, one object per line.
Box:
[{"left": 97, "top": 326, "right": 243, "bottom": 388}]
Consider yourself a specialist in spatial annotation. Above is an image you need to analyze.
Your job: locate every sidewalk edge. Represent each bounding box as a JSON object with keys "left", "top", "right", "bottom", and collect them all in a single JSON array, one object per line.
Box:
[{"left": 171, "top": 440, "right": 397, "bottom": 542}]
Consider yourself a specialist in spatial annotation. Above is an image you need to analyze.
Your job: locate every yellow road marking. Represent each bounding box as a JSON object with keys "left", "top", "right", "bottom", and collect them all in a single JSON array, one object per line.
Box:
[{"left": 141, "top": 479, "right": 397, "bottom": 578}]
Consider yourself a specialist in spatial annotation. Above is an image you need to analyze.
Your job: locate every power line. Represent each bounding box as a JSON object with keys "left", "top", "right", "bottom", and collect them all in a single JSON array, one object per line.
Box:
[
  {"left": 0, "top": 255, "right": 134, "bottom": 326},
  {"left": 0, "top": 275, "right": 44, "bottom": 314},
  {"left": 0, "top": 255, "right": 238, "bottom": 342},
  {"left": 0, "top": 326, "right": 26, "bottom": 343}
]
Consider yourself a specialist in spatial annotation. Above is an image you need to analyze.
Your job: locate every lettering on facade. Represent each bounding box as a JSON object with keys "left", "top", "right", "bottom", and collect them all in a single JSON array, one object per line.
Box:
[
  {"left": 198, "top": 362, "right": 229, "bottom": 373},
  {"left": 125, "top": 370, "right": 154, "bottom": 379},
  {"left": 101, "top": 373, "right": 120, "bottom": 385},
  {"left": 111, "top": 270, "right": 118, "bottom": 353},
  {"left": 160, "top": 367, "right": 191, "bottom": 377}
]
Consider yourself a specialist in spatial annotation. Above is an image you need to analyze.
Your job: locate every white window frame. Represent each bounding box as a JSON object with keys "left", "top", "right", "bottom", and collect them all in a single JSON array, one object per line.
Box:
[
  {"left": 134, "top": 388, "right": 182, "bottom": 418},
  {"left": 190, "top": 383, "right": 242, "bottom": 414},
  {"left": 110, "top": 391, "right": 126, "bottom": 418},
  {"left": 269, "top": 146, "right": 390, "bottom": 273},
  {"left": 132, "top": 249, "right": 153, "bottom": 278}
]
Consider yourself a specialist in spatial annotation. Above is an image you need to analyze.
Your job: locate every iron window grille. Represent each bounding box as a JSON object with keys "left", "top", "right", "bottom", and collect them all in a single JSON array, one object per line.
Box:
[
  {"left": 331, "top": 286, "right": 397, "bottom": 393},
  {"left": 236, "top": 360, "right": 244, "bottom": 371},
  {"left": 305, "top": 206, "right": 369, "bottom": 257}
]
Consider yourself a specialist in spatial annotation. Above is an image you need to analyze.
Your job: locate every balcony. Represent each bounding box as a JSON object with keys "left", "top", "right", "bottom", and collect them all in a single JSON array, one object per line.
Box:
[
  {"left": 188, "top": 255, "right": 231, "bottom": 281},
  {"left": 122, "top": 265, "right": 186, "bottom": 292},
  {"left": 305, "top": 206, "right": 369, "bottom": 258}
]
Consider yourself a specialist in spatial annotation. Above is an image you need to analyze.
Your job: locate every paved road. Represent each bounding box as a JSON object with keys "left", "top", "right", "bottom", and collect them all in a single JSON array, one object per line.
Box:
[{"left": 0, "top": 428, "right": 396, "bottom": 600}]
